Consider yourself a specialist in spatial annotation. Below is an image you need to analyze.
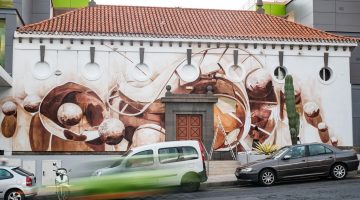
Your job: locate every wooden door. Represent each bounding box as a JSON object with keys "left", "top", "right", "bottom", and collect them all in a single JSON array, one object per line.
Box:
[{"left": 176, "top": 114, "right": 202, "bottom": 141}]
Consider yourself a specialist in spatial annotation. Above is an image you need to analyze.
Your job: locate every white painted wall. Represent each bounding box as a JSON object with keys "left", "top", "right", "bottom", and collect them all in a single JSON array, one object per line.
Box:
[{"left": 0, "top": 35, "right": 354, "bottom": 152}]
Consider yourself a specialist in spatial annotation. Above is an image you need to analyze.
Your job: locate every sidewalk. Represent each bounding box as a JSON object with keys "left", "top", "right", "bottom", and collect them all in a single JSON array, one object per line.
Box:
[{"left": 203, "top": 174, "right": 239, "bottom": 188}]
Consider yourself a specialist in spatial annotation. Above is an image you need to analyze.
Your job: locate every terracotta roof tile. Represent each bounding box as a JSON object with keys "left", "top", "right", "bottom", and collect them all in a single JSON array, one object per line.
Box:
[{"left": 17, "top": 5, "right": 358, "bottom": 43}]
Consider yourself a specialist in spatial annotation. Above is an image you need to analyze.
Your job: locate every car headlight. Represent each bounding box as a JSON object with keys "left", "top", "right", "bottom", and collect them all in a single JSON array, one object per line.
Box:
[{"left": 241, "top": 168, "right": 253, "bottom": 172}]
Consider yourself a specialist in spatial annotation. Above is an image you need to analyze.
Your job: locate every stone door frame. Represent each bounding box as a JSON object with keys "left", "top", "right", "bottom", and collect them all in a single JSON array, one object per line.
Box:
[{"left": 161, "top": 85, "right": 217, "bottom": 153}]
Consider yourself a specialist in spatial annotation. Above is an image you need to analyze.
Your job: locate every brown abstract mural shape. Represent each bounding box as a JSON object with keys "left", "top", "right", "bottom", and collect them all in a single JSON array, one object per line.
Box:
[
  {"left": 29, "top": 113, "right": 51, "bottom": 151},
  {"left": 1, "top": 115, "right": 17, "bottom": 138}
]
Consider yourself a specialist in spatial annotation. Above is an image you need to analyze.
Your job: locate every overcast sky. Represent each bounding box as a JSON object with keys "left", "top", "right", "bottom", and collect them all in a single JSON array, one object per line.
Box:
[{"left": 95, "top": 0, "right": 253, "bottom": 10}]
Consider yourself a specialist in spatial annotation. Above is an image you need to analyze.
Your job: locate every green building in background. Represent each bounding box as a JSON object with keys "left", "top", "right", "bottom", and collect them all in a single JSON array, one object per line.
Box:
[
  {"left": 0, "top": 0, "right": 13, "bottom": 8},
  {"left": 248, "top": 3, "right": 286, "bottom": 17},
  {"left": 0, "top": 0, "right": 90, "bottom": 76},
  {"left": 52, "top": 0, "right": 89, "bottom": 16},
  {"left": 0, "top": 0, "right": 13, "bottom": 68},
  {"left": 0, "top": 20, "right": 5, "bottom": 68},
  {"left": 52, "top": 0, "right": 89, "bottom": 8},
  {"left": 260, "top": 4, "right": 286, "bottom": 16}
]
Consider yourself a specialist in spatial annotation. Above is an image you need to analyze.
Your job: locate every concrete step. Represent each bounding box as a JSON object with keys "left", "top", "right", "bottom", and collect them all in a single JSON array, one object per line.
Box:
[{"left": 207, "top": 160, "right": 240, "bottom": 176}]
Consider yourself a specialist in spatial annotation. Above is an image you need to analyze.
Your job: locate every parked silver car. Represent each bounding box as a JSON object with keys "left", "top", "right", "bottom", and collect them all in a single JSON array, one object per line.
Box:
[
  {"left": 0, "top": 166, "right": 37, "bottom": 200},
  {"left": 235, "top": 143, "right": 359, "bottom": 186}
]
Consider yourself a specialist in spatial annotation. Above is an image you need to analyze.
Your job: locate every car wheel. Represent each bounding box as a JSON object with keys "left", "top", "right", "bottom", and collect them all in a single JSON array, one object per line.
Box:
[
  {"left": 259, "top": 169, "right": 276, "bottom": 186},
  {"left": 331, "top": 163, "right": 347, "bottom": 180},
  {"left": 5, "top": 189, "right": 25, "bottom": 200},
  {"left": 181, "top": 173, "right": 200, "bottom": 192}
]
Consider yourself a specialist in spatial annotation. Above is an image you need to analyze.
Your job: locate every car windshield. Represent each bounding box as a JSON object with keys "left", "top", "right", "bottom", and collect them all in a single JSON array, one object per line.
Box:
[
  {"left": 109, "top": 150, "right": 132, "bottom": 168},
  {"left": 268, "top": 146, "right": 290, "bottom": 159},
  {"left": 12, "top": 167, "right": 34, "bottom": 176}
]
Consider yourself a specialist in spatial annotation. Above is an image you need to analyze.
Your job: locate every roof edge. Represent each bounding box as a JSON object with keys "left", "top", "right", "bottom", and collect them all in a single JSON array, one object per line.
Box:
[
  {"left": 16, "top": 5, "right": 359, "bottom": 45},
  {"left": 14, "top": 32, "right": 359, "bottom": 47}
]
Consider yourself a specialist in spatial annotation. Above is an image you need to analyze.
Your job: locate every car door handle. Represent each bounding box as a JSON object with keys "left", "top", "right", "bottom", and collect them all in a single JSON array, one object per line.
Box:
[
  {"left": 301, "top": 160, "right": 306, "bottom": 162},
  {"left": 328, "top": 156, "right": 333, "bottom": 159}
]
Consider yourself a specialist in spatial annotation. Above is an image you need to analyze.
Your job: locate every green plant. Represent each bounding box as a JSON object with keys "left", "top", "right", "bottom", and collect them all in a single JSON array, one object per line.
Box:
[
  {"left": 284, "top": 75, "right": 300, "bottom": 145},
  {"left": 254, "top": 143, "right": 277, "bottom": 155}
]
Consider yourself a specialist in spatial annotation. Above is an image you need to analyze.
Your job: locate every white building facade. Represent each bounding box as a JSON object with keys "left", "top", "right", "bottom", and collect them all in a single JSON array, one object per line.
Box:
[{"left": 0, "top": 5, "right": 358, "bottom": 156}]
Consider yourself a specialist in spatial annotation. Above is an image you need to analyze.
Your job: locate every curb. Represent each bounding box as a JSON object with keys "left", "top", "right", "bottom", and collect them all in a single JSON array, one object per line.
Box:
[{"left": 202, "top": 180, "right": 239, "bottom": 188}]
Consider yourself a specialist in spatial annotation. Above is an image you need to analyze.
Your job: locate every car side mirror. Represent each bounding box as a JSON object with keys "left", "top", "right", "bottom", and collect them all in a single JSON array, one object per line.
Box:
[
  {"left": 283, "top": 155, "right": 291, "bottom": 160},
  {"left": 53, "top": 162, "right": 57, "bottom": 166}
]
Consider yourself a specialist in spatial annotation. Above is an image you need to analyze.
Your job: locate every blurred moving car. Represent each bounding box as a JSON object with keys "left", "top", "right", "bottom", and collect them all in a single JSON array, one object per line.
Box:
[
  {"left": 0, "top": 166, "right": 37, "bottom": 200},
  {"left": 93, "top": 140, "right": 207, "bottom": 192},
  {"left": 235, "top": 143, "right": 359, "bottom": 186}
]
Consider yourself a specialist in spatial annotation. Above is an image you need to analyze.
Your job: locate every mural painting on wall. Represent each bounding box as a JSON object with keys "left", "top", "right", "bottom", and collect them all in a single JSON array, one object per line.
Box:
[{"left": 0, "top": 47, "right": 338, "bottom": 152}]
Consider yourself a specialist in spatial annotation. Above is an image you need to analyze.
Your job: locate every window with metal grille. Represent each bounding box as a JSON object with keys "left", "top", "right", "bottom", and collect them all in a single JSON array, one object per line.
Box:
[
  {"left": 319, "top": 67, "right": 332, "bottom": 82},
  {"left": 274, "top": 66, "right": 287, "bottom": 80}
]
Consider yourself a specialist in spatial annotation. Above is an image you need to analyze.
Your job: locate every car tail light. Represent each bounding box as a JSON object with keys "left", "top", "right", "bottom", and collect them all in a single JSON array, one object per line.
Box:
[
  {"left": 198, "top": 141, "right": 208, "bottom": 177},
  {"left": 198, "top": 141, "right": 205, "bottom": 162},
  {"left": 26, "top": 176, "right": 32, "bottom": 186}
]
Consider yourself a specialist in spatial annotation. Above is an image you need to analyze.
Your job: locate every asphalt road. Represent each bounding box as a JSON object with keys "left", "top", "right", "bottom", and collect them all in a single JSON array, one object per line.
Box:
[
  {"left": 144, "top": 175, "right": 360, "bottom": 200},
  {"left": 36, "top": 175, "right": 360, "bottom": 200}
]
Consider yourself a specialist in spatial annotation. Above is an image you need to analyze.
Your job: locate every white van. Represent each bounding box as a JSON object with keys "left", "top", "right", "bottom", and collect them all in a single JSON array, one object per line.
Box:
[{"left": 93, "top": 140, "right": 208, "bottom": 192}]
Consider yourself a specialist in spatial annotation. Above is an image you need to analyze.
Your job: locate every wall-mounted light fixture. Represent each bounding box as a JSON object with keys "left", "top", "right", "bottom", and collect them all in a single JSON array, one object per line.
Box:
[
  {"left": 319, "top": 52, "right": 333, "bottom": 83},
  {"left": 273, "top": 51, "right": 287, "bottom": 81},
  {"left": 81, "top": 47, "right": 102, "bottom": 81}
]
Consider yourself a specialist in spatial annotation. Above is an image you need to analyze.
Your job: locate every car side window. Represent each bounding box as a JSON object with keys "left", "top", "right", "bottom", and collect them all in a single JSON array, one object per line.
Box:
[
  {"left": 126, "top": 150, "right": 154, "bottom": 168},
  {"left": 285, "top": 146, "right": 306, "bottom": 159},
  {"left": 159, "top": 146, "right": 199, "bottom": 164},
  {"left": 0, "top": 169, "right": 13, "bottom": 180},
  {"left": 159, "top": 147, "right": 180, "bottom": 164},
  {"left": 309, "top": 144, "right": 332, "bottom": 156},
  {"left": 325, "top": 147, "right": 333, "bottom": 154},
  {"left": 181, "top": 146, "right": 198, "bottom": 161}
]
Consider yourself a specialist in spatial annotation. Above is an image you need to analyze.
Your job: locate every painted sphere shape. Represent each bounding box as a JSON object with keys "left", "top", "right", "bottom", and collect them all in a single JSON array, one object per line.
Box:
[
  {"left": 23, "top": 94, "right": 42, "bottom": 113},
  {"left": 132, "top": 124, "right": 165, "bottom": 148},
  {"left": 2, "top": 101, "right": 17, "bottom": 116},
  {"left": 98, "top": 118, "right": 125, "bottom": 145},
  {"left": 57, "top": 103, "right": 83, "bottom": 126}
]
